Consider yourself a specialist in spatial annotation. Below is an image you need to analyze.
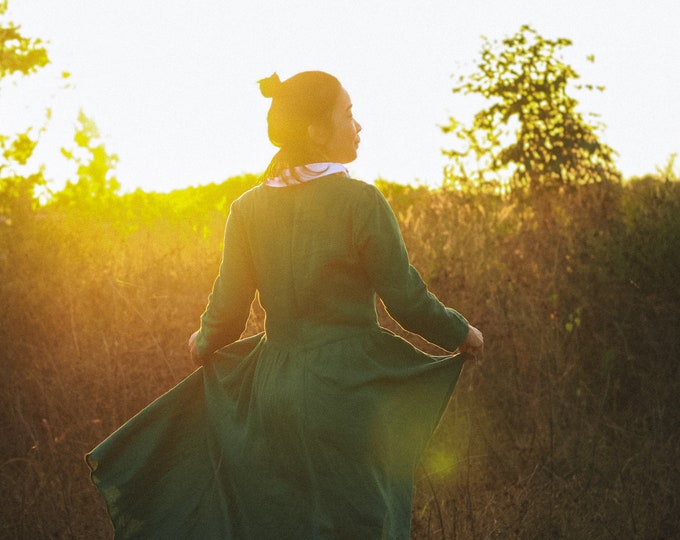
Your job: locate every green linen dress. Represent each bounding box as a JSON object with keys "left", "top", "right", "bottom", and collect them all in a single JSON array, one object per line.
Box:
[{"left": 87, "top": 174, "right": 470, "bottom": 539}]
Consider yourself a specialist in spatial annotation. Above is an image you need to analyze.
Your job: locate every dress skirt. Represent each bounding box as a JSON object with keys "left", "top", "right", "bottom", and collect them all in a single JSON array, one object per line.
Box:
[{"left": 86, "top": 329, "right": 465, "bottom": 539}]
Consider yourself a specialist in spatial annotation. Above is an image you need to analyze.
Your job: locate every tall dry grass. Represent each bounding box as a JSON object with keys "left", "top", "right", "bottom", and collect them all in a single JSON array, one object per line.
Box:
[{"left": 1, "top": 175, "right": 678, "bottom": 538}]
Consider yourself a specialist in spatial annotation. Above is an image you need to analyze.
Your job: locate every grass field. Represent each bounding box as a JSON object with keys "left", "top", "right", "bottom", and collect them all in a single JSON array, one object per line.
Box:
[{"left": 1, "top": 176, "right": 678, "bottom": 538}]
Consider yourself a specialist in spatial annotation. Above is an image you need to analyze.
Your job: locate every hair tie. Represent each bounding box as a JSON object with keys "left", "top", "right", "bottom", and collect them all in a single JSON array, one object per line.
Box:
[{"left": 258, "top": 72, "right": 282, "bottom": 98}]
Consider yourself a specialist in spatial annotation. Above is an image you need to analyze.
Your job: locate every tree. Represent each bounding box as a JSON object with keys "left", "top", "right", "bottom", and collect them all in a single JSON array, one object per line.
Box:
[
  {"left": 0, "top": 0, "right": 50, "bottom": 224},
  {"left": 0, "top": 130, "right": 47, "bottom": 224},
  {"left": 0, "top": 0, "right": 48, "bottom": 79},
  {"left": 56, "top": 110, "right": 120, "bottom": 207},
  {"left": 442, "top": 25, "right": 620, "bottom": 193}
]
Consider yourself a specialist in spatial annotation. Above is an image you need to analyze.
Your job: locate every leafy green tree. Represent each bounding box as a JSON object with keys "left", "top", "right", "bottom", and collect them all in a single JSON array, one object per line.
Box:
[
  {"left": 442, "top": 25, "right": 620, "bottom": 192},
  {"left": 0, "top": 0, "right": 50, "bottom": 224},
  {"left": 0, "top": 0, "right": 48, "bottom": 78},
  {"left": 0, "top": 131, "right": 47, "bottom": 224},
  {"left": 56, "top": 110, "right": 120, "bottom": 207}
]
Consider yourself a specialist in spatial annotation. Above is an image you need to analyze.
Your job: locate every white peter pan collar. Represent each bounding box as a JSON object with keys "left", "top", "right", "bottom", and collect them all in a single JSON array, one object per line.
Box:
[{"left": 265, "top": 163, "right": 348, "bottom": 187}]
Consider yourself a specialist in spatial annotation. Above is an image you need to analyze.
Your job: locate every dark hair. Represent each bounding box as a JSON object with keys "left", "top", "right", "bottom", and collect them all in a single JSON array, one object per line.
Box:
[{"left": 258, "top": 71, "right": 342, "bottom": 182}]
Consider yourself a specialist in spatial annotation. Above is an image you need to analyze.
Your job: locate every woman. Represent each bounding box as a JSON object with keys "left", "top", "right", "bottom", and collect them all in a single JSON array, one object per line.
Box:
[{"left": 87, "top": 71, "right": 483, "bottom": 539}]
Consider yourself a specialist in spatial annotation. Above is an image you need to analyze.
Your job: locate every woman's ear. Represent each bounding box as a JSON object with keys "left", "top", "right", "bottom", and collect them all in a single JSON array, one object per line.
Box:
[{"left": 307, "top": 123, "right": 329, "bottom": 146}]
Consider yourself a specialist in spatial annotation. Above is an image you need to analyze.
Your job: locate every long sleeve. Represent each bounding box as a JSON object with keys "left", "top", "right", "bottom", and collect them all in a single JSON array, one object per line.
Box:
[
  {"left": 196, "top": 201, "right": 257, "bottom": 358},
  {"left": 355, "top": 185, "right": 469, "bottom": 351}
]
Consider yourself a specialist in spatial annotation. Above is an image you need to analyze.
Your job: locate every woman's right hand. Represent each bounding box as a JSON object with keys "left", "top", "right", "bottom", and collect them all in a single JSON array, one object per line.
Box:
[
  {"left": 188, "top": 330, "right": 201, "bottom": 366},
  {"left": 459, "top": 325, "right": 484, "bottom": 357}
]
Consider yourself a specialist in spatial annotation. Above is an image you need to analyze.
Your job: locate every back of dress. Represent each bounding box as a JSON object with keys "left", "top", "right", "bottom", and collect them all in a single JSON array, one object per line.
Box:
[
  {"left": 241, "top": 175, "right": 381, "bottom": 346},
  {"left": 196, "top": 174, "right": 469, "bottom": 356}
]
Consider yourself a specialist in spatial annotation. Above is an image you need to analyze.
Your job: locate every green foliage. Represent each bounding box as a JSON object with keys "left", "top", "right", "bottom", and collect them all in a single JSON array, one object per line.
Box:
[
  {"left": 2, "top": 130, "right": 38, "bottom": 165},
  {"left": 0, "top": 1, "right": 50, "bottom": 224},
  {"left": 0, "top": 130, "right": 46, "bottom": 223},
  {"left": 656, "top": 152, "right": 679, "bottom": 182},
  {"left": 442, "top": 25, "right": 620, "bottom": 192},
  {"left": 0, "top": 1, "right": 49, "bottom": 79},
  {"left": 54, "top": 110, "right": 121, "bottom": 208}
]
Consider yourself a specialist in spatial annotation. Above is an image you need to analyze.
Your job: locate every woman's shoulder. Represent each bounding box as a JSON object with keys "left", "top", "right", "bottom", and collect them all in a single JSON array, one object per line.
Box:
[
  {"left": 316, "top": 176, "right": 390, "bottom": 215},
  {"left": 229, "top": 182, "right": 266, "bottom": 212},
  {"left": 338, "top": 174, "right": 377, "bottom": 192},
  {"left": 322, "top": 175, "right": 387, "bottom": 204}
]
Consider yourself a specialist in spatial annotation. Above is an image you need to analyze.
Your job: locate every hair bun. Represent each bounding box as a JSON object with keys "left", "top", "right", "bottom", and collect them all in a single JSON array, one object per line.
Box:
[{"left": 258, "top": 72, "right": 282, "bottom": 98}]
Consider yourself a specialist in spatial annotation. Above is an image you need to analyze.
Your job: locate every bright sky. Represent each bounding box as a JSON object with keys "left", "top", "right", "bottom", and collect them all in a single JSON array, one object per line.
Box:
[{"left": 3, "top": 0, "right": 679, "bottom": 192}]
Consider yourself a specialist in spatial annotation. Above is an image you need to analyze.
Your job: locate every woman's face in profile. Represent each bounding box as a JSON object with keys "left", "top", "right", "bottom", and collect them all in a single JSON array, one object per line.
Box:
[{"left": 317, "top": 87, "right": 362, "bottom": 164}]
